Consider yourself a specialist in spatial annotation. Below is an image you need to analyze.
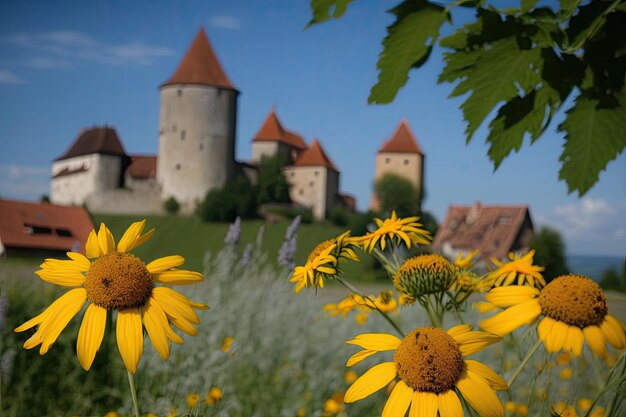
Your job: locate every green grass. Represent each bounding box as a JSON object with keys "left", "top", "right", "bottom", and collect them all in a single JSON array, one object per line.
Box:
[{"left": 92, "top": 214, "right": 382, "bottom": 281}]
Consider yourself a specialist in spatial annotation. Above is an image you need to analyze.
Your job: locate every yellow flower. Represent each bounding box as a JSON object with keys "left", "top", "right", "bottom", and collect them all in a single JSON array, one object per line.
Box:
[
  {"left": 590, "top": 406, "right": 605, "bottom": 417},
  {"left": 559, "top": 367, "right": 573, "bottom": 380},
  {"left": 323, "top": 396, "right": 344, "bottom": 415},
  {"left": 454, "top": 250, "right": 479, "bottom": 270},
  {"left": 296, "top": 407, "right": 306, "bottom": 417},
  {"left": 165, "top": 407, "right": 177, "bottom": 417},
  {"left": 14, "top": 221, "right": 207, "bottom": 373},
  {"left": 145, "top": 414, "right": 159, "bottom": 417},
  {"left": 323, "top": 295, "right": 362, "bottom": 317},
  {"left": 516, "top": 404, "right": 528, "bottom": 416},
  {"left": 480, "top": 274, "right": 626, "bottom": 357},
  {"left": 505, "top": 401, "right": 516, "bottom": 414},
  {"left": 556, "top": 352, "right": 572, "bottom": 365},
  {"left": 222, "top": 336, "right": 234, "bottom": 352},
  {"left": 344, "top": 325, "right": 506, "bottom": 417},
  {"left": 354, "top": 312, "right": 368, "bottom": 325},
  {"left": 205, "top": 386, "right": 223, "bottom": 404},
  {"left": 344, "top": 370, "right": 358, "bottom": 384},
  {"left": 186, "top": 392, "right": 200, "bottom": 408},
  {"left": 359, "top": 211, "right": 431, "bottom": 253},
  {"left": 104, "top": 412, "right": 119, "bottom": 417},
  {"left": 485, "top": 250, "right": 546, "bottom": 288},
  {"left": 393, "top": 254, "right": 455, "bottom": 298},
  {"left": 577, "top": 398, "right": 592, "bottom": 412},
  {"left": 551, "top": 402, "right": 577, "bottom": 417}
]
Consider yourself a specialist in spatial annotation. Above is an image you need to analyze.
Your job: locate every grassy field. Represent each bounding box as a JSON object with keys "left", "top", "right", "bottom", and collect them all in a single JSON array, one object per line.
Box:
[{"left": 93, "top": 214, "right": 382, "bottom": 281}]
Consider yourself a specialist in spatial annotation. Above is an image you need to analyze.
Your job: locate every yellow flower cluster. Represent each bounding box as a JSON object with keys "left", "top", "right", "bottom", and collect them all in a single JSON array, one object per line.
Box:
[{"left": 323, "top": 291, "right": 398, "bottom": 324}]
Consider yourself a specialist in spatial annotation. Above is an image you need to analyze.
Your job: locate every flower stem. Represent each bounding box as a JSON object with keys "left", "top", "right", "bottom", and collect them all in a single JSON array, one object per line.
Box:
[
  {"left": 336, "top": 277, "right": 405, "bottom": 338},
  {"left": 507, "top": 337, "right": 542, "bottom": 388},
  {"left": 126, "top": 369, "right": 141, "bottom": 417}
]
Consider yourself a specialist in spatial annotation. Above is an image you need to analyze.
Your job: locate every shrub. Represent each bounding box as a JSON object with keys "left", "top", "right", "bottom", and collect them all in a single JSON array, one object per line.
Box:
[
  {"left": 196, "top": 176, "right": 257, "bottom": 222},
  {"left": 374, "top": 173, "right": 421, "bottom": 216},
  {"left": 329, "top": 207, "right": 349, "bottom": 227},
  {"left": 163, "top": 196, "right": 180, "bottom": 215}
]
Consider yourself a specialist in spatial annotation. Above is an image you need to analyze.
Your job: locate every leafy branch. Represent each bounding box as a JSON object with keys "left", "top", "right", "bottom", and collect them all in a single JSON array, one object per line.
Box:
[{"left": 308, "top": 0, "right": 626, "bottom": 195}]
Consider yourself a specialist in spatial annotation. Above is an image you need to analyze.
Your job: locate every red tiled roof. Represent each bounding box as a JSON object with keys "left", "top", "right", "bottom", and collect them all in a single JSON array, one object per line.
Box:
[
  {"left": 162, "top": 27, "right": 236, "bottom": 90},
  {"left": 252, "top": 109, "right": 307, "bottom": 150},
  {"left": 0, "top": 199, "right": 94, "bottom": 253},
  {"left": 293, "top": 139, "right": 338, "bottom": 171},
  {"left": 53, "top": 165, "right": 88, "bottom": 178},
  {"left": 432, "top": 202, "right": 532, "bottom": 260},
  {"left": 127, "top": 155, "right": 157, "bottom": 179},
  {"left": 378, "top": 120, "right": 424, "bottom": 154},
  {"left": 55, "top": 127, "right": 127, "bottom": 161},
  {"left": 338, "top": 193, "right": 356, "bottom": 211}
]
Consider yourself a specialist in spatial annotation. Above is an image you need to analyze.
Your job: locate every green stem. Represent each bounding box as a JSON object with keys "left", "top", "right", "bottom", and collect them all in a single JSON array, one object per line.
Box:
[
  {"left": 422, "top": 297, "right": 442, "bottom": 327},
  {"left": 337, "top": 277, "right": 405, "bottom": 338},
  {"left": 126, "top": 369, "right": 141, "bottom": 417},
  {"left": 507, "top": 337, "right": 542, "bottom": 388},
  {"left": 371, "top": 248, "right": 398, "bottom": 277}
]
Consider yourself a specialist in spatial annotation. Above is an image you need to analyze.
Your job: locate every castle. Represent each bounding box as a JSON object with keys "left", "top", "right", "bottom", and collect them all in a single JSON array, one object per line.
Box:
[{"left": 50, "top": 28, "right": 425, "bottom": 220}]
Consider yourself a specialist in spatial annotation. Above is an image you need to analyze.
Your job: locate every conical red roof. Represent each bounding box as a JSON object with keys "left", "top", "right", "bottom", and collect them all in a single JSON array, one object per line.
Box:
[
  {"left": 162, "top": 28, "right": 236, "bottom": 90},
  {"left": 294, "top": 139, "right": 338, "bottom": 171},
  {"left": 252, "top": 109, "right": 307, "bottom": 150},
  {"left": 378, "top": 120, "right": 423, "bottom": 154}
]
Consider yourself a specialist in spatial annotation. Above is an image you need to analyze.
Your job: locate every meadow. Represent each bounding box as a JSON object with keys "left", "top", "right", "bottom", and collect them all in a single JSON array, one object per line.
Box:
[{"left": 1, "top": 214, "right": 624, "bottom": 417}]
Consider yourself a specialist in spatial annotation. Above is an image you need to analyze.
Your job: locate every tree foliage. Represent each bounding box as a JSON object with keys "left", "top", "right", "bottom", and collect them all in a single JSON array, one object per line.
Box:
[
  {"left": 308, "top": 0, "right": 626, "bottom": 195},
  {"left": 163, "top": 196, "right": 180, "bottom": 215},
  {"left": 375, "top": 173, "right": 422, "bottom": 216},
  {"left": 256, "top": 154, "right": 292, "bottom": 206},
  {"left": 529, "top": 226, "right": 569, "bottom": 282},
  {"left": 196, "top": 176, "right": 257, "bottom": 222}
]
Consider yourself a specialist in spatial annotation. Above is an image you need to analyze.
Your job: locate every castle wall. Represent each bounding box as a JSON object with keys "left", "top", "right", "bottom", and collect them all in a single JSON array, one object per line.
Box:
[
  {"left": 251, "top": 141, "right": 290, "bottom": 163},
  {"left": 372, "top": 152, "right": 423, "bottom": 211},
  {"left": 325, "top": 169, "right": 339, "bottom": 216},
  {"left": 125, "top": 176, "right": 159, "bottom": 193},
  {"left": 86, "top": 188, "right": 164, "bottom": 215},
  {"left": 158, "top": 84, "right": 238, "bottom": 212},
  {"left": 285, "top": 166, "right": 330, "bottom": 221},
  {"left": 51, "top": 154, "right": 122, "bottom": 206}
]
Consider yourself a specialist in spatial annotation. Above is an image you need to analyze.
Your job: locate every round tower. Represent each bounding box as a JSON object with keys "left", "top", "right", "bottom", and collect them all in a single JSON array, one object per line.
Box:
[{"left": 158, "top": 28, "right": 238, "bottom": 211}]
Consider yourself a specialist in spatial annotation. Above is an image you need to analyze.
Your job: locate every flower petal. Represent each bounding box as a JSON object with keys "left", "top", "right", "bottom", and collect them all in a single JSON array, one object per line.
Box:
[
  {"left": 35, "top": 269, "right": 85, "bottom": 287},
  {"left": 66, "top": 252, "right": 91, "bottom": 270},
  {"left": 346, "top": 349, "right": 377, "bottom": 367},
  {"left": 437, "top": 390, "right": 463, "bottom": 417},
  {"left": 583, "top": 325, "right": 607, "bottom": 357},
  {"left": 409, "top": 391, "right": 438, "bottom": 417},
  {"left": 345, "top": 362, "right": 396, "bottom": 403},
  {"left": 447, "top": 324, "right": 472, "bottom": 339},
  {"left": 465, "top": 359, "right": 507, "bottom": 391},
  {"left": 485, "top": 285, "right": 540, "bottom": 308},
  {"left": 77, "top": 304, "right": 107, "bottom": 371},
  {"left": 97, "top": 224, "right": 116, "bottom": 255},
  {"left": 346, "top": 333, "right": 402, "bottom": 351},
  {"left": 142, "top": 297, "right": 172, "bottom": 360},
  {"left": 454, "top": 331, "right": 502, "bottom": 356},
  {"left": 479, "top": 300, "right": 542, "bottom": 336},
  {"left": 85, "top": 230, "right": 101, "bottom": 258},
  {"left": 564, "top": 325, "right": 584, "bottom": 356},
  {"left": 152, "top": 270, "right": 203, "bottom": 285},
  {"left": 548, "top": 320, "right": 569, "bottom": 353},
  {"left": 382, "top": 380, "right": 413, "bottom": 417},
  {"left": 116, "top": 309, "right": 143, "bottom": 373},
  {"left": 457, "top": 367, "right": 504, "bottom": 417},
  {"left": 601, "top": 315, "right": 626, "bottom": 349},
  {"left": 146, "top": 255, "right": 185, "bottom": 274},
  {"left": 42, "top": 258, "right": 88, "bottom": 272}
]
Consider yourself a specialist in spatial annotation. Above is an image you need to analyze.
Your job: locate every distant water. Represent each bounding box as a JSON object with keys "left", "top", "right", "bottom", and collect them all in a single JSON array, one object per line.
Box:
[{"left": 567, "top": 254, "right": 625, "bottom": 281}]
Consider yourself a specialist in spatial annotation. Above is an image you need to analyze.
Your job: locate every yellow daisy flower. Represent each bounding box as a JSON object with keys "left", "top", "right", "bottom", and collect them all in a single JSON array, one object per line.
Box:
[
  {"left": 454, "top": 250, "right": 479, "bottom": 270},
  {"left": 290, "top": 231, "right": 359, "bottom": 293},
  {"left": 222, "top": 336, "right": 234, "bottom": 352},
  {"left": 186, "top": 392, "right": 200, "bottom": 408},
  {"left": 480, "top": 274, "right": 626, "bottom": 357},
  {"left": 344, "top": 325, "right": 506, "bottom": 417},
  {"left": 205, "top": 386, "right": 223, "bottom": 404},
  {"left": 15, "top": 220, "right": 207, "bottom": 373},
  {"left": 551, "top": 402, "right": 577, "bottom": 417},
  {"left": 485, "top": 250, "right": 546, "bottom": 288},
  {"left": 359, "top": 211, "right": 431, "bottom": 253}
]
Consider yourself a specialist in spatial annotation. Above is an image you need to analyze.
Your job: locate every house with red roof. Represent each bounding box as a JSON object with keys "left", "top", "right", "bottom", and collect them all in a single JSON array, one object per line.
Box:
[
  {"left": 0, "top": 199, "right": 93, "bottom": 256},
  {"left": 371, "top": 120, "right": 425, "bottom": 211},
  {"left": 432, "top": 201, "right": 534, "bottom": 264}
]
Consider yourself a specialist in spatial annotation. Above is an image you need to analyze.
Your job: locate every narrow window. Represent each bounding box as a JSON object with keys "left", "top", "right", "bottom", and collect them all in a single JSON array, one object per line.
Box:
[
  {"left": 176, "top": 164, "right": 181, "bottom": 170},
  {"left": 181, "top": 130, "right": 186, "bottom": 140},
  {"left": 177, "top": 89, "right": 183, "bottom": 97},
  {"left": 199, "top": 143, "right": 204, "bottom": 150},
  {"left": 385, "top": 157, "right": 390, "bottom": 164},
  {"left": 403, "top": 159, "right": 409, "bottom": 165},
  {"left": 314, "top": 170, "right": 319, "bottom": 177},
  {"left": 309, "top": 181, "right": 314, "bottom": 187},
  {"left": 173, "top": 125, "right": 177, "bottom": 132}
]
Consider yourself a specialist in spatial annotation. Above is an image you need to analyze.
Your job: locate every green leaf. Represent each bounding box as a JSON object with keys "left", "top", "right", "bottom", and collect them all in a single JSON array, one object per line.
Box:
[
  {"left": 558, "top": 92, "right": 626, "bottom": 195},
  {"left": 559, "top": 0, "right": 580, "bottom": 16},
  {"left": 521, "top": 0, "right": 539, "bottom": 12},
  {"left": 486, "top": 87, "right": 558, "bottom": 168},
  {"left": 307, "top": 0, "right": 355, "bottom": 27},
  {"left": 449, "top": 36, "right": 542, "bottom": 141},
  {"left": 368, "top": 0, "right": 447, "bottom": 104}
]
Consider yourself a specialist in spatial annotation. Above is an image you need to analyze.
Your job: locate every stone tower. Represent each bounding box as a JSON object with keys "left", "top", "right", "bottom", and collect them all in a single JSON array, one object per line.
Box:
[
  {"left": 371, "top": 120, "right": 425, "bottom": 211},
  {"left": 157, "top": 28, "right": 238, "bottom": 212}
]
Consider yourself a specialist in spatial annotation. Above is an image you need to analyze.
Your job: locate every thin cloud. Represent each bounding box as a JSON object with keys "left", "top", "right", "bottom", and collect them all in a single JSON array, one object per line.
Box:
[
  {"left": 209, "top": 16, "right": 242, "bottom": 30},
  {"left": 0, "top": 69, "right": 26, "bottom": 84},
  {"left": 0, "top": 164, "right": 50, "bottom": 199},
  {"left": 537, "top": 197, "right": 626, "bottom": 256},
  {"left": 2, "top": 31, "right": 174, "bottom": 68}
]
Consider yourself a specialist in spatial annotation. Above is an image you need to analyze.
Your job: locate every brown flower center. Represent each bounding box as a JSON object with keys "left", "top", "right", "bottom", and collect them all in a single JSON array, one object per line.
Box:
[
  {"left": 538, "top": 274, "right": 607, "bottom": 328},
  {"left": 84, "top": 252, "right": 152, "bottom": 310},
  {"left": 307, "top": 240, "right": 334, "bottom": 262},
  {"left": 394, "top": 327, "right": 463, "bottom": 393}
]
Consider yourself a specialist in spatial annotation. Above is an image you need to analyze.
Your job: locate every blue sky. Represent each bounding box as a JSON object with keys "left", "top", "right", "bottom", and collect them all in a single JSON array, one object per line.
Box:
[{"left": 0, "top": 0, "right": 624, "bottom": 257}]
